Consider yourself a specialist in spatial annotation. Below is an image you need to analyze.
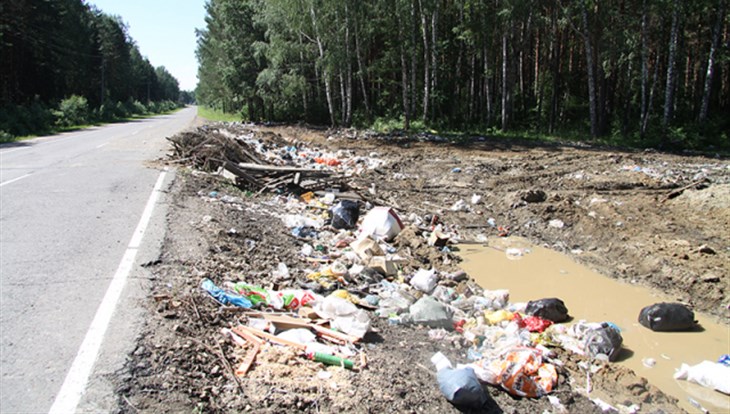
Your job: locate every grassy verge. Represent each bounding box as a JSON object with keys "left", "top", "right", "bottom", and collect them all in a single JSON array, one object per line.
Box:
[
  {"left": 0, "top": 107, "right": 184, "bottom": 144},
  {"left": 197, "top": 106, "right": 242, "bottom": 122}
]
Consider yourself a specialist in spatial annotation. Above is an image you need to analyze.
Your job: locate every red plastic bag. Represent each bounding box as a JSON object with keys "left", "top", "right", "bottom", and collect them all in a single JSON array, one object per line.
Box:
[{"left": 515, "top": 314, "right": 553, "bottom": 333}]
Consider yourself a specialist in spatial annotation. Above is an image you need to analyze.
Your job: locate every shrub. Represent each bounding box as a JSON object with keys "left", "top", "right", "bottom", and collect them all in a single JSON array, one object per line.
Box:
[
  {"left": 54, "top": 95, "right": 89, "bottom": 127},
  {"left": 132, "top": 100, "right": 147, "bottom": 115},
  {"left": 113, "top": 101, "right": 130, "bottom": 118},
  {"left": 0, "top": 130, "right": 13, "bottom": 142},
  {"left": 97, "top": 101, "right": 117, "bottom": 121}
]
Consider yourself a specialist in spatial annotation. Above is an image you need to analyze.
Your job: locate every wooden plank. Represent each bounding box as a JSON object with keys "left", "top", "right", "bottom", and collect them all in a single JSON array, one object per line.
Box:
[
  {"left": 235, "top": 344, "right": 260, "bottom": 377},
  {"left": 231, "top": 326, "right": 264, "bottom": 347},
  {"left": 237, "top": 162, "right": 332, "bottom": 174},
  {"left": 223, "top": 161, "right": 264, "bottom": 187},
  {"left": 234, "top": 325, "right": 307, "bottom": 350}
]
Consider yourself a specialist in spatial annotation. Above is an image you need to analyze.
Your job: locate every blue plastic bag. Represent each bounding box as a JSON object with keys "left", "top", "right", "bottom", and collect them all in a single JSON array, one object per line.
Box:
[
  {"left": 437, "top": 367, "right": 489, "bottom": 408},
  {"left": 201, "top": 279, "right": 252, "bottom": 308}
]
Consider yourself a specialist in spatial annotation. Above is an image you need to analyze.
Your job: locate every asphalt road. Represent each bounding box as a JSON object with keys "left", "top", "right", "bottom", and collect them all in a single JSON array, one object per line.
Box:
[{"left": 0, "top": 107, "right": 197, "bottom": 413}]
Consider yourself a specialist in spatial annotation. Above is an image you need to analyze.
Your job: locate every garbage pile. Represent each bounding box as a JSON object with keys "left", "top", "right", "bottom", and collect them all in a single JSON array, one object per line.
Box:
[
  {"left": 168, "top": 124, "right": 385, "bottom": 193},
  {"left": 170, "top": 125, "right": 716, "bottom": 411}
]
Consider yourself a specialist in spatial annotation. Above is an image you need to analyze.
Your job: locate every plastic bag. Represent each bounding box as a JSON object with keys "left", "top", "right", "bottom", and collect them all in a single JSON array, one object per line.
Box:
[
  {"left": 484, "top": 310, "right": 515, "bottom": 325},
  {"left": 482, "top": 289, "right": 510, "bottom": 310},
  {"left": 525, "top": 298, "right": 569, "bottom": 322},
  {"left": 437, "top": 367, "right": 490, "bottom": 407},
  {"left": 314, "top": 296, "right": 370, "bottom": 338},
  {"left": 330, "top": 200, "right": 360, "bottom": 230},
  {"left": 201, "top": 279, "right": 252, "bottom": 308},
  {"left": 472, "top": 347, "right": 557, "bottom": 398},
  {"left": 584, "top": 323, "right": 623, "bottom": 361},
  {"left": 359, "top": 207, "right": 404, "bottom": 241},
  {"left": 638, "top": 302, "right": 696, "bottom": 331},
  {"left": 674, "top": 360, "right": 730, "bottom": 394},
  {"left": 516, "top": 315, "right": 553, "bottom": 333},
  {"left": 409, "top": 268, "right": 438, "bottom": 293}
]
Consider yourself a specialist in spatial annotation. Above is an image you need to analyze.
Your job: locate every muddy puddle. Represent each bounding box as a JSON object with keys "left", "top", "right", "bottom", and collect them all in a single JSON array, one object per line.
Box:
[{"left": 459, "top": 237, "right": 730, "bottom": 413}]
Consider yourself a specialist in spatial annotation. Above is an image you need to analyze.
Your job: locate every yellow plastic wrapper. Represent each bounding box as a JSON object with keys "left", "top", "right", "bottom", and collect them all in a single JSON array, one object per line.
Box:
[
  {"left": 329, "top": 289, "right": 357, "bottom": 303},
  {"left": 300, "top": 192, "right": 315, "bottom": 203},
  {"left": 484, "top": 309, "right": 515, "bottom": 325}
]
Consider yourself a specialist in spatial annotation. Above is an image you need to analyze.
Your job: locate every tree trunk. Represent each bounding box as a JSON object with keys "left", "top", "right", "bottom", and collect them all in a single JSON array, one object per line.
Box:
[
  {"left": 642, "top": 54, "right": 660, "bottom": 136},
  {"left": 310, "top": 3, "right": 335, "bottom": 126},
  {"left": 410, "top": 0, "right": 418, "bottom": 116},
  {"left": 580, "top": 3, "right": 598, "bottom": 138},
  {"left": 353, "top": 24, "right": 371, "bottom": 117},
  {"left": 484, "top": 45, "right": 493, "bottom": 125},
  {"left": 662, "top": 0, "right": 680, "bottom": 128},
  {"left": 621, "top": 61, "right": 633, "bottom": 137},
  {"left": 469, "top": 52, "right": 476, "bottom": 120},
  {"left": 431, "top": 8, "right": 438, "bottom": 114},
  {"left": 549, "top": 10, "right": 561, "bottom": 134},
  {"left": 339, "top": 71, "right": 346, "bottom": 125},
  {"left": 420, "top": 0, "right": 430, "bottom": 121},
  {"left": 401, "top": 46, "right": 411, "bottom": 130},
  {"left": 399, "top": 20, "right": 410, "bottom": 130},
  {"left": 640, "top": 0, "right": 648, "bottom": 129},
  {"left": 344, "top": 2, "right": 353, "bottom": 126},
  {"left": 501, "top": 34, "right": 510, "bottom": 131},
  {"left": 298, "top": 33, "right": 309, "bottom": 121},
  {"left": 699, "top": 0, "right": 726, "bottom": 122}
]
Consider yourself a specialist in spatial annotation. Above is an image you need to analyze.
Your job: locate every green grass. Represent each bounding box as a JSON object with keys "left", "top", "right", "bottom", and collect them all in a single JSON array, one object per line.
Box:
[
  {"left": 0, "top": 107, "right": 185, "bottom": 144},
  {"left": 197, "top": 106, "right": 242, "bottom": 122}
]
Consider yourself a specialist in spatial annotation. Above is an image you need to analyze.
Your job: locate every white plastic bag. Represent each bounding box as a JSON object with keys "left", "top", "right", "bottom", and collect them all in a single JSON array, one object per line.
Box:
[
  {"left": 674, "top": 360, "right": 730, "bottom": 394},
  {"left": 314, "top": 296, "right": 371, "bottom": 339},
  {"left": 410, "top": 268, "right": 438, "bottom": 293},
  {"left": 359, "top": 207, "right": 404, "bottom": 241}
]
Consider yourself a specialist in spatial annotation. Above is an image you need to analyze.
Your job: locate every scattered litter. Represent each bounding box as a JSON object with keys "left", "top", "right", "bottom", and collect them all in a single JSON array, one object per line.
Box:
[
  {"left": 359, "top": 207, "right": 404, "bottom": 241},
  {"left": 642, "top": 358, "right": 656, "bottom": 368},
  {"left": 584, "top": 323, "right": 624, "bottom": 362},
  {"left": 330, "top": 200, "right": 360, "bottom": 230},
  {"left": 674, "top": 360, "right": 730, "bottom": 394},
  {"left": 548, "top": 219, "right": 565, "bottom": 229},
  {"left": 437, "top": 366, "right": 490, "bottom": 407},
  {"left": 472, "top": 347, "right": 558, "bottom": 398},
  {"left": 525, "top": 298, "right": 569, "bottom": 322},
  {"left": 638, "top": 303, "right": 696, "bottom": 331}
]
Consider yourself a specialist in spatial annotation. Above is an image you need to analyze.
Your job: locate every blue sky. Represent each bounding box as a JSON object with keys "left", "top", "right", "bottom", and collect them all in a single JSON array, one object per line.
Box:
[{"left": 87, "top": 0, "right": 207, "bottom": 91}]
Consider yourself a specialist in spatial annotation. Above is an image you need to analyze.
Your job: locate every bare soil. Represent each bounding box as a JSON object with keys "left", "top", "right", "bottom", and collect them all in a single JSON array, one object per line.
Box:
[{"left": 115, "top": 122, "right": 729, "bottom": 414}]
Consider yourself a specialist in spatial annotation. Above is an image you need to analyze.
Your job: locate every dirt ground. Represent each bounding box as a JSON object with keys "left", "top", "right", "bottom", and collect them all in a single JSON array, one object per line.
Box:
[{"left": 115, "top": 122, "right": 729, "bottom": 413}]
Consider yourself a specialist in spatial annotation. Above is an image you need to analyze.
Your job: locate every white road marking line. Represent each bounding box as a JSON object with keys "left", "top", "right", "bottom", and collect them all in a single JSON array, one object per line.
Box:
[
  {"left": 96, "top": 143, "right": 108, "bottom": 149},
  {"left": 48, "top": 168, "right": 168, "bottom": 414},
  {"left": 0, "top": 173, "right": 32, "bottom": 188}
]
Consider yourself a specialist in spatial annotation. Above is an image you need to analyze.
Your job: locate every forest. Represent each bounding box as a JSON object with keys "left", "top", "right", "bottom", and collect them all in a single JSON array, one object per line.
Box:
[
  {"left": 0, "top": 0, "right": 185, "bottom": 139},
  {"left": 196, "top": 0, "right": 729, "bottom": 149}
]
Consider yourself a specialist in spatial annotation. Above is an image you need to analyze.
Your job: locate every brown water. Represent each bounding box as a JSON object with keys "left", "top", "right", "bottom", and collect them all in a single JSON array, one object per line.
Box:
[{"left": 459, "top": 237, "right": 730, "bottom": 413}]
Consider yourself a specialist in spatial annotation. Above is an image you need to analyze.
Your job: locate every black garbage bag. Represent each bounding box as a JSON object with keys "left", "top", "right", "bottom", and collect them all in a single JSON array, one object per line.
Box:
[
  {"left": 638, "top": 302, "right": 696, "bottom": 331},
  {"left": 585, "top": 323, "right": 623, "bottom": 361},
  {"left": 330, "top": 200, "right": 360, "bottom": 230},
  {"left": 437, "top": 367, "right": 490, "bottom": 408},
  {"left": 525, "top": 298, "right": 569, "bottom": 322}
]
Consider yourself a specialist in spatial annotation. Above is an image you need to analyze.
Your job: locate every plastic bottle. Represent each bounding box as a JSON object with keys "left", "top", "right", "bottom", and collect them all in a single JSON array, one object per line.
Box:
[
  {"left": 307, "top": 352, "right": 354, "bottom": 369},
  {"left": 431, "top": 352, "right": 453, "bottom": 371}
]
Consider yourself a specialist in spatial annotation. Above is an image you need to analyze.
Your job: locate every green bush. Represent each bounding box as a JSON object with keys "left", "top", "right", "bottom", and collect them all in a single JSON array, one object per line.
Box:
[
  {"left": 54, "top": 95, "right": 89, "bottom": 127},
  {"left": 113, "top": 101, "right": 130, "bottom": 118},
  {"left": 96, "top": 101, "right": 117, "bottom": 121},
  {"left": 0, "top": 130, "right": 13, "bottom": 142},
  {"left": 0, "top": 101, "right": 54, "bottom": 137},
  {"left": 132, "top": 100, "right": 147, "bottom": 115},
  {"left": 146, "top": 101, "right": 160, "bottom": 113}
]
